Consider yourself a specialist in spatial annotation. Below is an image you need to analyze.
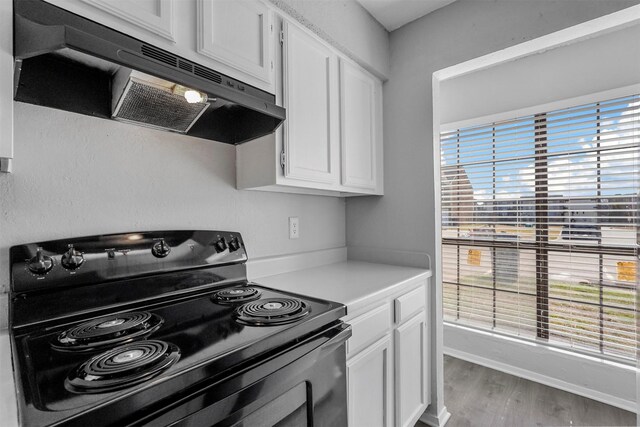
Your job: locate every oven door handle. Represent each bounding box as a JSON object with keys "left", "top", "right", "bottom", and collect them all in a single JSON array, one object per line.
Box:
[{"left": 318, "top": 323, "right": 351, "bottom": 359}]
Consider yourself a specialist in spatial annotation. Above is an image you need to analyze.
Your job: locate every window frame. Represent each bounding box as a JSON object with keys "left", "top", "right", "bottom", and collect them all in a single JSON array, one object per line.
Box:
[{"left": 440, "top": 97, "right": 638, "bottom": 362}]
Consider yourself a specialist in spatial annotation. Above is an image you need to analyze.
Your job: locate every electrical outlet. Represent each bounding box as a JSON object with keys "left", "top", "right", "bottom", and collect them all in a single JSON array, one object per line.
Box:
[{"left": 289, "top": 217, "right": 299, "bottom": 239}]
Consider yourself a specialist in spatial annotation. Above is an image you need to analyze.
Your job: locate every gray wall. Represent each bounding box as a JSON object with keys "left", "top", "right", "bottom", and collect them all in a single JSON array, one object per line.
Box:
[
  {"left": 0, "top": 0, "right": 389, "bottom": 300},
  {"left": 0, "top": 103, "right": 346, "bottom": 293},
  {"left": 346, "top": 0, "right": 640, "bottom": 274}
]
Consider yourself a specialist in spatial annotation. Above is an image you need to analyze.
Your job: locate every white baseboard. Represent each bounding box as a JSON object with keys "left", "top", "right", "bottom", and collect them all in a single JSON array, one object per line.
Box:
[
  {"left": 246, "top": 247, "right": 347, "bottom": 280},
  {"left": 444, "top": 346, "right": 637, "bottom": 413},
  {"left": 420, "top": 405, "right": 451, "bottom": 427}
]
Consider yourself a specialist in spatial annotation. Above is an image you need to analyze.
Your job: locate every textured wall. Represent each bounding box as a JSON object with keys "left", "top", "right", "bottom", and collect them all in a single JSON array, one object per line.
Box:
[
  {"left": 346, "top": 0, "right": 640, "bottom": 272},
  {"left": 0, "top": 104, "right": 346, "bottom": 293}
]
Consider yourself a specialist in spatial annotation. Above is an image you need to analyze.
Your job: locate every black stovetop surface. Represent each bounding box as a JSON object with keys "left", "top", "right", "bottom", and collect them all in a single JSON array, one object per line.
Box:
[{"left": 12, "top": 281, "right": 344, "bottom": 427}]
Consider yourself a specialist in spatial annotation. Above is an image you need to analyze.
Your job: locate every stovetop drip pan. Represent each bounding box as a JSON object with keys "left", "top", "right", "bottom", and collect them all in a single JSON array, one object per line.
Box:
[
  {"left": 234, "top": 298, "right": 311, "bottom": 326},
  {"left": 65, "top": 340, "right": 180, "bottom": 393},
  {"left": 53, "top": 311, "right": 164, "bottom": 352}
]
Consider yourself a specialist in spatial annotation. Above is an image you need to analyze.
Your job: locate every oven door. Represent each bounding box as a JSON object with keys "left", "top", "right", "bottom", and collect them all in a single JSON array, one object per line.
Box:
[{"left": 139, "top": 322, "right": 351, "bottom": 427}]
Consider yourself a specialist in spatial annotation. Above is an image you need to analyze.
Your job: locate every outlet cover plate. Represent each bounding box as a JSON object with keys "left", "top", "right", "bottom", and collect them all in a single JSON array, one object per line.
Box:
[{"left": 289, "top": 217, "right": 299, "bottom": 239}]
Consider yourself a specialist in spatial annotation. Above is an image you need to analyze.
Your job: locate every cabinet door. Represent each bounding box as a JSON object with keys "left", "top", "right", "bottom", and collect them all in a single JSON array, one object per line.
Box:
[
  {"left": 347, "top": 335, "right": 393, "bottom": 427},
  {"left": 282, "top": 21, "right": 339, "bottom": 186},
  {"left": 339, "top": 59, "right": 381, "bottom": 191},
  {"left": 0, "top": 0, "right": 12, "bottom": 172},
  {"left": 197, "top": 0, "right": 274, "bottom": 88},
  {"left": 77, "top": 0, "right": 175, "bottom": 41},
  {"left": 395, "top": 311, "right": 428, "bottom": 427}
]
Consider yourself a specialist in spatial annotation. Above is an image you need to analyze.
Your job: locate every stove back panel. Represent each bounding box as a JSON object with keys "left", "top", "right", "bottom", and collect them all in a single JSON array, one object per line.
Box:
[{"left": 10, "top": 230, "right": 249, "bottom": 328}]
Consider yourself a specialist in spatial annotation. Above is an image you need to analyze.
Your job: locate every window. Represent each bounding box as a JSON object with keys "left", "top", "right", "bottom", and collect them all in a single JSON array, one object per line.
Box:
[{"left": 441, "top": 94, "right": 639, "bottom": 361}]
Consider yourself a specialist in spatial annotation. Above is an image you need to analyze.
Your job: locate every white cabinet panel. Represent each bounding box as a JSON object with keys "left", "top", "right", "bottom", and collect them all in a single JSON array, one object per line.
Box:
[
  {"left": 339, "top": 59, "right": 381, "bottom": 191},
  {"left": 395, "top": 311, "right": 428, "bottom": 427},
  {"left": 347, "top": 335, "right": 393, "bottom": 427},
  {"left": 282, "top": 21, "right": 339, "bottom": 185},
  {"left": 80, "top": 0, "right": 175, "bottom": 41},
  {"left": 0, "top": 0, "right": 13, "bottom": 172},
  {"left": 394, "top": 285, "right": 426, "bottom": 324},
  {"left": 197, "top": 0, "right": 273, "bottom": 87},
  {"left": 347, "top": 303, "right": 391, "bottom": 357}
]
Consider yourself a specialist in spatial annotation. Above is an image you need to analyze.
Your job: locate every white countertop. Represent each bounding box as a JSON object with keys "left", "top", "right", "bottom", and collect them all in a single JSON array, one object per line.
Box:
[{"left": 254, "top": 260, "right": 431, "bottom": 315}]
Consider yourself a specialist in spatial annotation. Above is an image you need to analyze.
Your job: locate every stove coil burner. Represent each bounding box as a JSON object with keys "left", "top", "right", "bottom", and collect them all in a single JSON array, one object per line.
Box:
[
  {"left": 53, "top": 311, "right": 164, "bottom": 352},
  {"left": 234, "top": 298, "right": 310, "bottom": 326},
  {"left": 211, "top": 286, "right": 262, "bottom": 304},
  {"left": 65, "top": 340, "right": 180, "bottom": 393}
]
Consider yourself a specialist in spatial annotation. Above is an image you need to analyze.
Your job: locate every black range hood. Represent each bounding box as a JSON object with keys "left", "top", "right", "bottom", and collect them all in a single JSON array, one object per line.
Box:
[{"left": 13, "top": 0, "right": 285, "bottom": 144}]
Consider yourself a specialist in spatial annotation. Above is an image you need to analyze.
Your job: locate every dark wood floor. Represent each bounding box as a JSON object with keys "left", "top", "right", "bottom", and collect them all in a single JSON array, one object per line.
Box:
[{"left": 417, "top": 355, "right": 636, "bottom": 427}]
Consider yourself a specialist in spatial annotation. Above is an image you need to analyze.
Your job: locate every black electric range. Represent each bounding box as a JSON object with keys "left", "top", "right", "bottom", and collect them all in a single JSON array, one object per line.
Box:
[{"left": 9, "top": 230, "right": 350, "bottom": 426}]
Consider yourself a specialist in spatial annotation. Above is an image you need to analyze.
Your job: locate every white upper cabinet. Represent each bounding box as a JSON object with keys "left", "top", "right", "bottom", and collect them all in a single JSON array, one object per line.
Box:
[
  {"left": 81, "top": 0, "right": 176, "bottom": 42},
  {"left": 197, "top": 0, "right": 274, "bottom": 91},
  {"left": 236, "top": 17, "right": 384, "bottom": 197},
  {"left": 339, "top": 59, "right": 382, "bottom": 193},
  {"left": 0, "top": 0, "right": 13, "bottom": 172},
  {"left": 39, "top": 1, "right": 383, "bottom": 193},
  {"left": 281, "top": 20, "right": 339, "bottom": 186},
  {"left": 44, "top": 0, "right": 177, "bottom": 47},
  {"left": 43, "top": 0, "right": 276, "bottom": 93}
]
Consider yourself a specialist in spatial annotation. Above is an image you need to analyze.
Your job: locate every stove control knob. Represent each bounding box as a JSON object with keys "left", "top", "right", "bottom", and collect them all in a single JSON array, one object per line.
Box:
[
  {"left": 27, "top": 247, "right": 54, "bottom": 275},
  {"left": 61, "top": 245, "right": 85, "bottom": 270},
  {"left": 228, "top": 236, "right": 241, "bottom": 252},
  {"left": 213, "top": 237, "right": 227, "bottom": 253},
  {"left": 152, "top": 239, "right": 171, "bottom": 258}
]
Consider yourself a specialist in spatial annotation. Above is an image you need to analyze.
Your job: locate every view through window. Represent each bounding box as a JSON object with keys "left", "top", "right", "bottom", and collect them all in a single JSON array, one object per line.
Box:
[{"left": 441, "top": 94, "right": 639, "bottom": 361}]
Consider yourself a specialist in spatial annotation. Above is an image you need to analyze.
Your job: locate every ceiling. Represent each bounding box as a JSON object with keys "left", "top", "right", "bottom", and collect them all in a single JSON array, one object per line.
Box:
[{"left": 357, "top": 0, "right": 456, "bottom": 31}]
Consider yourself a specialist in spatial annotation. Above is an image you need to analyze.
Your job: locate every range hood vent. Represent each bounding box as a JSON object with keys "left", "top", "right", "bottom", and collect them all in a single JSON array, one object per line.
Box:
[
  {"left": 13, "top": 0, "right": 285, "bottom": 145},
  {"left": 111, "top": 70, "right": 211, "bottom": 134}
]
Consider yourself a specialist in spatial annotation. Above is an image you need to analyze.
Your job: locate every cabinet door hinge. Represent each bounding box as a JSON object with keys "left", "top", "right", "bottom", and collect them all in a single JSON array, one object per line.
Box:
[
  {"left": 280, "top": 150, "right": 286, "bottom": 173},
  {"left": 280, "top": 30, "right": 284, "bottom": 46}
]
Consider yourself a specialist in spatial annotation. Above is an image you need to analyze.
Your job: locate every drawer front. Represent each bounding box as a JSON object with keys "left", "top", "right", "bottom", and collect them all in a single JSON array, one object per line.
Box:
[
  {"left": 394, "top": 285, "right": 425, "bottom": 325},
  {"left": 347, "top": 303, "right": 391, "bottom": 358}
]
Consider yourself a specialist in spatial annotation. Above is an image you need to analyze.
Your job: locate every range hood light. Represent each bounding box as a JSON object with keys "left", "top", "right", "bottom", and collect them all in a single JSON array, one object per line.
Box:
[
  {"left": 172, "top": 84, "right": 207, "bottom": 104},
  {"left": 184, "top": 89, "right": 207, "bottom": 104}
]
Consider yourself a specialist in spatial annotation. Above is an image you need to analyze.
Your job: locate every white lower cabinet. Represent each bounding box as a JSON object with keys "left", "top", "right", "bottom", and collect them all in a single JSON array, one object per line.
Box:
[
  {"left": 395, "top": 312, "right": 428, "bottom": 427},
  {"left": 345, "top": 280, "right": 430, "bottom": 427},
  {"left": 347, "top": 335, "right": 393, "bottom": 427}
]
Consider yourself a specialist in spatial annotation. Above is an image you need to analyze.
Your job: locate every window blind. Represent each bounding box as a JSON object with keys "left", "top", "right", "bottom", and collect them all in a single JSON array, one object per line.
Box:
[{"left": 440, "top": 94, "right": 639, "bottom": 361}]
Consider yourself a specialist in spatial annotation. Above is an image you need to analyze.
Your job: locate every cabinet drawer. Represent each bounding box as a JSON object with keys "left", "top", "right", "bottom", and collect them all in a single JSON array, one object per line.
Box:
[
  {"left": 394, "top": 285, "right": 425, "bottom": 325},
  {"left": 346, "top": 303, "right": 391, "bottom": 357}
]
